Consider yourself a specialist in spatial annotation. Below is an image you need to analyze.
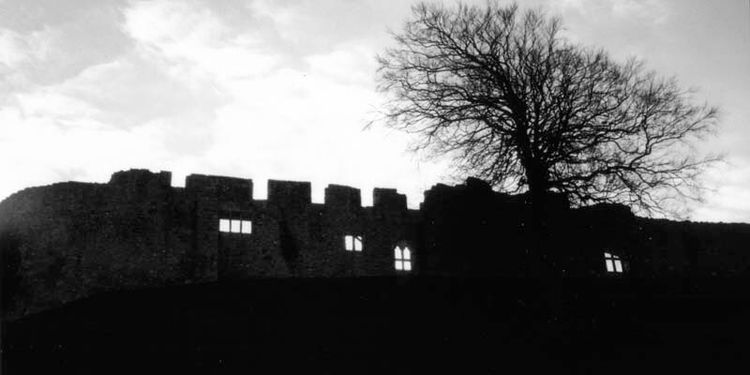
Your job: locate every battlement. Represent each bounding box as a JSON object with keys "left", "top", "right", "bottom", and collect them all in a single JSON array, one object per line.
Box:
[
  {"left": 268, "top": 179, "right": 311, "bottom": 209},
  {"left": 185, "top": 173, "right": 254, "bottom": 201},
  {"left": 325, "top": 184, "right": 361, "bottom": 210},
  {"left": 4, "top": 168, "right": 750, "bottom": 321},
  {"left": 422, "top": 178, "right": 494, "bottom": 208},
  {"left": 105, "top": 169, "right": 413, "bottom": 212},
  {"left": 109, "top": 169, "right": 172, "bottom": 188},
  {"left": 373, "top": 188, "right": 407, "bottom": 211}
]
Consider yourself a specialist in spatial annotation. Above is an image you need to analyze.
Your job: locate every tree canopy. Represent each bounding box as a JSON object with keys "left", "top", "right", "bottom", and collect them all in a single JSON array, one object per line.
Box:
[{"left": 376, "top": 1, "right": 718, "bottom": 217}]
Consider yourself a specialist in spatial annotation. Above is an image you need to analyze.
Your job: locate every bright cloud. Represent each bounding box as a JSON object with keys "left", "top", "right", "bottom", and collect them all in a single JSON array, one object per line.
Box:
[
  {"left": 122, "top": 0, "right": 280, "bottom": 82},
  {"left": 690, "top": 160, "right": 750, "bottom": 223},
  {"left": 549, "top": 0, "right": 668, "bottom": 23},
  {"left": 0, "top": 27, "right": 52, "bottom": 68},
  {"left": 0, "top": 0, "right": 748, "bottom": 221}
]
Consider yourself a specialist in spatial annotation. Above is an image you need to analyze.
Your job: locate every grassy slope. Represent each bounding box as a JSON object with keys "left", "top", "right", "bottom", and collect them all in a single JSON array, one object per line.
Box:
[{"left": 3, "top": 276, "right": 750, "bottom": 374}]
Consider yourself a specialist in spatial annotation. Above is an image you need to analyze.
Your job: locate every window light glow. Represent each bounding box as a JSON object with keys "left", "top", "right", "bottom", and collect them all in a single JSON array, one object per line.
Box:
[
  {"left": 394, "top": 245, "right": 412, "bottom": 272},
  {"left": 345, "top": 235, "right": 363, "bottom": 252},
  {"left": 219, "top": 218, "right": 252, "bottom": 235},
  {"left": 241, "top": 220, "right": 252, "bottom": 234},
  {"left": 604, "top": 252, "right": 624, "bottom": 273},
  {"left": 219, "top": 219, "right": 231, "bottom": 232},
  {"left": 605, "top": 259, "right": 615, "bottom": 272},
  {"left": 230, "top": 220, "right": 241, "bottom": 233}
]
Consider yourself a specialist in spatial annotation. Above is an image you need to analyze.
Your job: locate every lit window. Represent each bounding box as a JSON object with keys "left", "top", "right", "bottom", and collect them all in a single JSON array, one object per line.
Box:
[
  {"left": 231, "top": 220, "right": 241, "bottom": 233},
  {"left": 394, "top": 246, "right": 412, "bottom": 272},
  {"left": 219, "top": 219, "right": 231, "bottom": 233},
  {"left": 344, "top": 235, "right": 363, "bottom": 252},
  {"left": 219, "top": 218, "right": 252, "bottom": 235},
  {"left": 241, "top": 220, "right": 252, "bottom": 234},
  {"left": 604, "top": 252, "right": 624, "bottom": 273}
]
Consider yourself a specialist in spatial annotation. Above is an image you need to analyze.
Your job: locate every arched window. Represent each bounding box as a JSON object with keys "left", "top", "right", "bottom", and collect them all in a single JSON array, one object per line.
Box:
[{"left": 394, "top": 246, "right": 412, "bottom": 271}]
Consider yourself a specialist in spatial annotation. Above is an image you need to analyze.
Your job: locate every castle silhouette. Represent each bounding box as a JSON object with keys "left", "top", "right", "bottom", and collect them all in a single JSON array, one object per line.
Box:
[{"left": 2, "top": 168, "right": 750, "bottom": 320}]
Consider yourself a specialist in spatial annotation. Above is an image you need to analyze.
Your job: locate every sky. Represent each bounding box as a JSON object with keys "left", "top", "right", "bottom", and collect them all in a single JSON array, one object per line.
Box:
[{"left": 0, "top": 0, "right": 748, "bottom": 222}]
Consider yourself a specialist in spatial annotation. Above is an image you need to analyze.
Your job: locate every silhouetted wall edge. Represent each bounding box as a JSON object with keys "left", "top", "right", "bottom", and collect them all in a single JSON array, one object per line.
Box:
[{"left": 1, "top": 169, "right": 749, "bottom": 320}]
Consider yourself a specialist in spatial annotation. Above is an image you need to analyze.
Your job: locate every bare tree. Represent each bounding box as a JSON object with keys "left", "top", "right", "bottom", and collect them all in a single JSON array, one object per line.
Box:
[{"left": 376, "top": 1, "right": 719, "bottom": 217}]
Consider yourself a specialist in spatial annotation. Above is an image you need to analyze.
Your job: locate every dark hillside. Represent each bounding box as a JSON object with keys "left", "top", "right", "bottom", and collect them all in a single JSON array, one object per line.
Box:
[{"left": 4, "top": 276, "right": 750, "bottom": 374}]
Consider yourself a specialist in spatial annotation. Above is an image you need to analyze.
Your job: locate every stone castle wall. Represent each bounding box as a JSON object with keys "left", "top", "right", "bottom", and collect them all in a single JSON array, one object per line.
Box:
[
  {"left": 2, "top": 169, "right": 750, "bottom": 320},
  {"left": 0, "top": 170, "right": 420, "bottom": 319}
]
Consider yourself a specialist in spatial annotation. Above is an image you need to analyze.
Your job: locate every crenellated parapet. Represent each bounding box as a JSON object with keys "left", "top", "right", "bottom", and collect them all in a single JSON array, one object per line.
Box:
[
  {"left": 0, "top": 169, "right": 421, "bottom": 319},
  {"left": 186, "top": 174, "right": 254, "bottom": 202},
  {"left": 324, "top": 184, "right": 361, "bottom": 210},
  {"left": 268, "top": 179, "right": 311, "bottom": 209},
  {"left": 373, "top": 188, "right": 407, "bottom": 211},
  {"left": 103, "top": 169, "right": 415, "bottom": 214},
  {"left": 110, "top": 169, "right": 172, "bottom": 188},
  {"left": 3, "top": 168, "right": 750, "bottom": 321}
]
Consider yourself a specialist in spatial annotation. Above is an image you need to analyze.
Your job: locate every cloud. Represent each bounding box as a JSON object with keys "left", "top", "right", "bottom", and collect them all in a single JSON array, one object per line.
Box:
[
  {"left": 0, "top": 0, "right": 451, "bottom": 209},
  {"left": 549, "top": 0, "right": 668, "bottom": 23},
  {"left": 305, "top": 46, "right": 377, "bottom": 86},
  {"left": 0, "top": 26, "right": 55, "bottom": 97},
  {"left": 8, "top": 48, "right": 225, "bottom": 133},
  {"left": 690, "top": 159, "right": 750, "bottom": 223},
  {"left": 2, "top": 0, "right": 743, "bottom": 221},
  {"left": 0, "top": 0, "right": 234, "bottom": 198},
  {"left": 248, "top": 0, "right": 382, "bottom": 49},
  {"left": 122, "top": 0, "right": 281, "bottom": 83},
  {"left": 112, "top": 0, "right": 453, "bottom": 206},
  {"left": 0, "top": 1, "right": 131, "bottom": 91},
  {"left": 546, "top": 0, "right": 670, "bottom": 58},
  {"left": 611, "top": 0, "right": 668, "bottom": 24},
  {"left": 0, "top": 105, "right": 171, "bottom": 201},
  {"left": 0, "top": 27, "right": 52, "bottom": 68}
]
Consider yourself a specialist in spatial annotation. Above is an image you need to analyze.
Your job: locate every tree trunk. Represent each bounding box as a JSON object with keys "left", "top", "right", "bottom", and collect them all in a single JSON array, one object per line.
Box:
[
  {"left": 522, "top": 158, "right": 554, "bottom": 276},
  {"left": 523, "top": 158, "right": 563, "bottom": 318}
]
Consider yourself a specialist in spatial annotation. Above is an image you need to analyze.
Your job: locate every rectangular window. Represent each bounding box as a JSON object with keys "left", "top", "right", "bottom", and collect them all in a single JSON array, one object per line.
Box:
[
  {"left": 345, "top": 235, "right": 363, "bottom": 252},
  {"left": 219, "top": 218, "right": 252, "bottom": 235},
  {"left": 614, "top": 259, "right": 623, "bottom": 273},
  {"left": 219, "top": 219, "right": 231, "bottom": 233},
  {"left": 230, "top": 220, "right": 241, "bottom": 233},
  {"left": 605, "top": 259, "right": 615, "bottom": 272},
  {"left": 241, "top": 220, "right": 252, "bottom": 234},
  {"left": 345, "top": 235, "right": 353, "bottom": 251},
  {"left": 604, "top": 252, "right": 624, "bottom": 273}
]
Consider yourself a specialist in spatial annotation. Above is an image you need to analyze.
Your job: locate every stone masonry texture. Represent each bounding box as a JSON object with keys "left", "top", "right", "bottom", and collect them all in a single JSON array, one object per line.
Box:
[{"left": 1, "top": 169, "right": 750, "bottom": 320}]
